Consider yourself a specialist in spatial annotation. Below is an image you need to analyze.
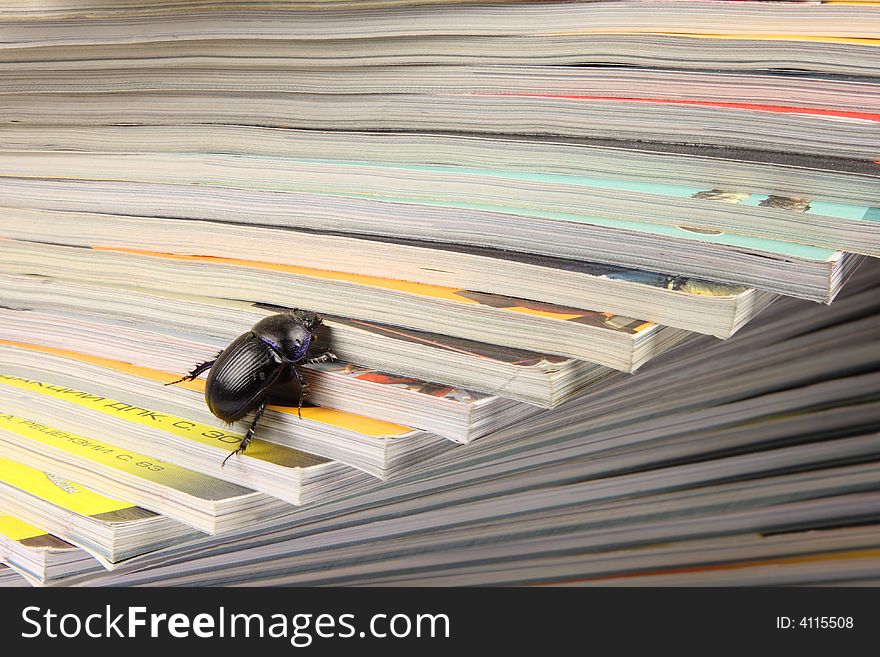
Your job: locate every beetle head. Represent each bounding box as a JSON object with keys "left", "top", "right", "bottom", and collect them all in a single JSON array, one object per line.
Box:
[
  {"left": 289, "top": 309, "right": 323, "bottom": 333},
  {"left": 251, "top": 311, "right": 322, "bottom": 364}
]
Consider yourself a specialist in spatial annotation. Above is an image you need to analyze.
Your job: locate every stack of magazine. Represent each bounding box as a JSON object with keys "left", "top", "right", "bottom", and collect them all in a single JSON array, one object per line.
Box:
[{"left": 0, "top": 0, "right": 878, "bottom": 586}]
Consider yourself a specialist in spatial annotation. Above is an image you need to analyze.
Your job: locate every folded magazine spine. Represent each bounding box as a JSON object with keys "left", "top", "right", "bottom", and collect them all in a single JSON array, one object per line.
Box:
[{"left": 0, "top": 514, "right": 103, "bottom": 586}]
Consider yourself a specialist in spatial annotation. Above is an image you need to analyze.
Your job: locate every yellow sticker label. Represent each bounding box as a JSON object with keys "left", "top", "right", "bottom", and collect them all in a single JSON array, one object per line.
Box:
[
  {"left": 0, "top": 514, "right": 48, "bottom": 542},
  {"left": 0, "top": 454, "right": 131, "bottom": 516}
]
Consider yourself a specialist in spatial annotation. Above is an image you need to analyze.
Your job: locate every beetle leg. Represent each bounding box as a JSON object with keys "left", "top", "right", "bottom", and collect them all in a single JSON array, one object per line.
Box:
[
  {"left": 290, "top": 366, "right": 310, "bottom": 418},
  {"left": 305, "top": 351, "right": 336, "bottom": 365},
  {"left": 221, "top": 401, "right": 267, "bottom": 467},
  {"left": 165, "top": 353, "right": 221, "bottom": 386}
]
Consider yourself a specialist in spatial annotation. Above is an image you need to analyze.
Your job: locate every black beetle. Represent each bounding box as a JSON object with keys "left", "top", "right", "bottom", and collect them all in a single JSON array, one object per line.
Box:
[{"left": 165, "top": 309, "right": 335, "bottom": 465}]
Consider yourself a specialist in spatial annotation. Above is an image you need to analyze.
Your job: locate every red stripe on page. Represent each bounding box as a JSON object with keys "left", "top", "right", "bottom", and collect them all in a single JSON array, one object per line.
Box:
[{"left": 474, "top": 93, "right": 880, "bottom": 122}]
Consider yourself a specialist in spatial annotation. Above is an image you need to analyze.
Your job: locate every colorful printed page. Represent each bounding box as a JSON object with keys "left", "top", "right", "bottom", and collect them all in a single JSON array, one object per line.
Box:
[
  {"left": 473, "top": 92, "right": 880, "bottom": 125},
  {"left": 388, "top": 197, "right": 840, "bottom": 261},
  {"left": 271, "top": 157, "right": 880, "bottom": 226},
  {"left": 352, "top": 234, "right": 751, "bottom": 298},
  {"left": 310, "top": 360, "right": 492, "bottom": 403},
  {"left": 93, "top": 246, "right": 657, "bottom": 334}
]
